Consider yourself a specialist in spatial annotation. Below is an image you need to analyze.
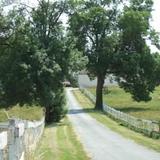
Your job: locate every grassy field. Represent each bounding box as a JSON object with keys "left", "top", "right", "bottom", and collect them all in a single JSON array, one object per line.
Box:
[
  {"left": 0, "top": 104, "right": 44, "bottom": 122},
  {"left": 73, "top": 90, "right": 160, "bottom": 152},
  {"left": 87, "top": 86, "right": 160, "bottom": 121},
  {"left": 35, "top": 117, "right": 90, "bottom": 160}
]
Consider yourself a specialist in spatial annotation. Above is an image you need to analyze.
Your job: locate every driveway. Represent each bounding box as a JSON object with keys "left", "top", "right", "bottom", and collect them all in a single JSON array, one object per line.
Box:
[{"left": 66, "top": 88, "right": 160, "bottom": 160}]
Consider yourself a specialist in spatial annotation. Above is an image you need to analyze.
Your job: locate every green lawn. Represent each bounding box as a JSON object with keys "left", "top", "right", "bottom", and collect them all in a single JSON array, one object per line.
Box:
[
  {"left": 35, "top": 117, "right": 90, "bottom": 160},
  {"left": 73, "top": 90, "right": 160, "bottom": 152},
  {"left": 0, "top": 104, "right": 44, "bottom": 122},
  {"left": 87, "top": 86, "right": 160, "bottom": 121}
]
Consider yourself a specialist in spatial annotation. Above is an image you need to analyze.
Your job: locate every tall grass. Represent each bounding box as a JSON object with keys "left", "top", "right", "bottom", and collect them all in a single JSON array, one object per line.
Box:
[
  {"left": 35, "top": 117, "right": 90, "bottom": 160},
  {"left": 88, "top": 86, "right": 160, "bottom": 121},
  {"left": 0, "top": 104, "right": 44, "bottom": 122}
]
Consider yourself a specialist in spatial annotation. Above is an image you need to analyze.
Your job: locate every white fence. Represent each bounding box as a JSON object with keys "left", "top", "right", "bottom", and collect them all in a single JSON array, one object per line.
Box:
[
  {"left": 0, "top": 117, "right": 45, "bottom": 160},
  {"left": 81, "top": 89, "right": 160, "bottom": 137}
]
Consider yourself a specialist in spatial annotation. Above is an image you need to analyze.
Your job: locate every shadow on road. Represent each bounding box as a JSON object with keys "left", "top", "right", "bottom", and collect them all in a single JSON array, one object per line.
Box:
[{"left": 68, "top": 108, "right": 94, "bottom": 115}]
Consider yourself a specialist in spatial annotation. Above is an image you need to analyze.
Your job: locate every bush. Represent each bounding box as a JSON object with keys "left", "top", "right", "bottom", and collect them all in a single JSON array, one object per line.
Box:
[
  {"left": 44, "top": 88, "right": 67, "bottom": 123},
  {"left": 68, "top": 73, "right": 79, "bottom": 87},
  {"left": 151, "top": 132, "right": 160, "bottom": 139}
]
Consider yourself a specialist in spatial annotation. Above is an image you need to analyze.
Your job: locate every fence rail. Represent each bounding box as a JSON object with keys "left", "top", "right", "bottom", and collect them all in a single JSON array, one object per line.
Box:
[
  {"left": 81, "top": 88, "right": 160, "bottom": 138},
  {"left": 0, "top": 117, "right": 45, "bottom": 160}
]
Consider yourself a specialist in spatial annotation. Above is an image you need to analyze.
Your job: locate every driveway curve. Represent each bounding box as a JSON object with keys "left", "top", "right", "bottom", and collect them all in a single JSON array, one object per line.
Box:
[{"left": 66, "top": 88, "right": 160, "bottom": 160}]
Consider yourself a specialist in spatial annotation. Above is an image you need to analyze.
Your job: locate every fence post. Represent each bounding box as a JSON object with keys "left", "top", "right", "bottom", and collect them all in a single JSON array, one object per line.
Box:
[
  {"left": 0, "top": 150, "right": 3, "bottom": 160},
  {"left": 8, "top": 119, "right": 17, "bottom": 160},
  {"left": 8, "top": 119, "right": 25, "bottom": 160}
]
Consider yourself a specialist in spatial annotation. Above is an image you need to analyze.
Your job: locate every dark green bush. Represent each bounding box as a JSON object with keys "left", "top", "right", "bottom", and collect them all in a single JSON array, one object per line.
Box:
[{"left": 151, "top": 132, "right": 160, "bottom": 139}]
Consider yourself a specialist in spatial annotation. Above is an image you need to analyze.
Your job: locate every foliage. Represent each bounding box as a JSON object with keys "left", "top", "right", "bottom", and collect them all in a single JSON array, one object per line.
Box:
[
  {"left": 114, "top": 1, "right": 156, "bottom": 102},
  {"left": 0, "top": 0, "right": 159, "bottom": 121},
  {"left": 68, "top": 0, "right": 120, "bottom": 109},
  {"left": 0, "top": 0, "right": 15, "bottom": 7},
  {"left": 149, "top": 29, "right": 160, "bottom": 50},
  {"left": 65, "top": 34, "right": 88, "bottom": 86},
  {"left": 30, "top": 0, "right": 68, "bottom": 122},
  {"left": 0, "top": 10, "right": 33, "bottom": 105},
  {"left": 0, "top": 0, "right": 81, "bottom": 123},
  {"left": 153, "top": 53, "right": 160, "bottom": 85},
  {"left": 68, "top": 0, "right": 157, "bottom": 109}
]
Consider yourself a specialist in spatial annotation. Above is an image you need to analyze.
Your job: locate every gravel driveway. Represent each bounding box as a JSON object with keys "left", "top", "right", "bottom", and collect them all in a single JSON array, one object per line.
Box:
[{"left": 66, "top": 88, "right": 160, "bottom": 160}]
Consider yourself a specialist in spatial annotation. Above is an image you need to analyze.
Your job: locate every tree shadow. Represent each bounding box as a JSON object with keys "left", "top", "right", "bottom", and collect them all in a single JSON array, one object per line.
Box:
[
  {"left": 68, "top": 108, "right": 95, "bottom": 115},
  {"left": 45, "top": 120, "right": 70, "bottom": 128},
  {"left": 117, "top": 107, "right": 150, "bottom": 113},
  {"left": 45, "top": 108, "right": 95, "bottom": 128}
]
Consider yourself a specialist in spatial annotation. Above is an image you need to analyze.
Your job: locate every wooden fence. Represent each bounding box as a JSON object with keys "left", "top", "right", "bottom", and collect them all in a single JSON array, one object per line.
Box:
[
  {"left": 0, "top": 123, "right": 8, "bottom": 160},
  {"left": 0, "top": 117, "right": 45, "bottom": 160},
  {"left": 81, "top": 88, "right": 160, "bottom": 138}
]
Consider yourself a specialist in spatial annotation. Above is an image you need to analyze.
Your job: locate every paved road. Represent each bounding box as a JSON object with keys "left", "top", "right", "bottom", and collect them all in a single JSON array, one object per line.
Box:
[{"left": 66, "top": 88, "right": 160, "bottom": 160}]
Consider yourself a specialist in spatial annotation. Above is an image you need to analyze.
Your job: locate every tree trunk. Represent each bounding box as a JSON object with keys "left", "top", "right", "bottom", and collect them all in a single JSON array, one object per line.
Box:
[
  {"left": 95, "top": 74, "right": 104, "bottom": 110},
  {"left": 45, "top": 106, "right": 52, "bottom": 123}
]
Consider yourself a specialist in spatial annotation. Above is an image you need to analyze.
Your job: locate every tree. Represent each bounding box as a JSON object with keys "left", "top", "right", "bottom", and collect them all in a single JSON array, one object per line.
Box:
[
  {"left": 30, "top": 0, "right": 68, "bottom": 122},
  {"left": 68, "top": 0, "right": 120, "bottom": 110},
  {"left": 68, "top": 0, "right": 156, "bottom": 109},
  {"left": 0, "top": 9, "right": 36, "bottom": 106},
  {"left": 152, "top": 53, "right": 160, "bottom": 86},
  {"left": 0, "top": 0, "right": 70, "bottom": 123},
  {"left": 64, "top": 33, "right": 88, "bottom": 86},
  {"left": 114, "top": 0, "right": 156, "bottom": 102},
  {"left": 0, "top": 0, "right": 87, "bottom": 122},
  {"left": 1, "top": 0, "right": 16, "bottom": 7}
]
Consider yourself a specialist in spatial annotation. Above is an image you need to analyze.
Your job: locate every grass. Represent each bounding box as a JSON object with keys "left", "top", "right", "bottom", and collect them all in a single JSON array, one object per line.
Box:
[
  {"left": 0, "top": 104, "right": 44, "bottom": 122},
  {"left": 73, "top": 89, "right": 160, "bottom": 152},
  {"left": 87, "top": 86, "right": 160, "bottom": 121},
  {"left": 35, "top": 117, "right": 90, "bottom": 160}
]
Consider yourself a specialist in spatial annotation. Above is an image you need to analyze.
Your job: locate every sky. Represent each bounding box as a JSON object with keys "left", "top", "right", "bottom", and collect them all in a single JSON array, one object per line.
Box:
[
  {"left": 151, "top": 0, "right": 160, "bottom": 32},
  {"left": 147, "top": 0, "right": 160, "bottom": 52}
]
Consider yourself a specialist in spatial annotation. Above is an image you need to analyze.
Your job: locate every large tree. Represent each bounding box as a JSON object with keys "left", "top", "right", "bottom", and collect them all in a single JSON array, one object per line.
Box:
[
  {"left": 68, "top": 0, "right": 120, "bottom": 110},
  {"left": 30, "top": 0, "right": 68, "bottom": 122},
  {"left": 114, "top": 0, "right": 156, "bottom": 102},
  {"left": 0, "top": 9, "right": 36, "bottom": 105},
  {"left": 68, "top": 0, "right": 156, "bottom": 109},
  {"left": 0, "top": 0, "right": 71, "bottom": 122}
]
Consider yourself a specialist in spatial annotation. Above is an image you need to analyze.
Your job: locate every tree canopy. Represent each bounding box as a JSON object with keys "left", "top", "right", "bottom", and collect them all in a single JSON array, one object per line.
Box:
[
  {"left": 0, "top": 0, "right": 159, "bottom": 122},
  {"left": 68, "top": 0, "right": 157, "bottom": 109},
  {"left": 114, "top": 0, "right": 156, "bottom": 102},
  {"left": 0, "top": 0, "right": 86, "bottom": 122}
]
